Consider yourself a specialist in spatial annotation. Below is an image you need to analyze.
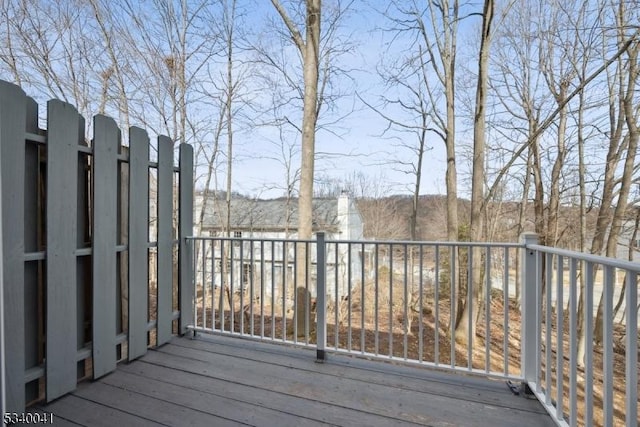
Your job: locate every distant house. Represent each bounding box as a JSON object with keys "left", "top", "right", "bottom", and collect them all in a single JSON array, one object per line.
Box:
[
  {"left": 616, "top": 210, "right": 640, "bottom": 263},
  {"left": 194, "top": 192, "right": 364, "bottom": 300}
]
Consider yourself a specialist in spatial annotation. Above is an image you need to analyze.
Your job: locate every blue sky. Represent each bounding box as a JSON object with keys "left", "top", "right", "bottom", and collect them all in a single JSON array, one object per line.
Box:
[{"left": 222, "top": 1, "right": 458, "bottom": 199}]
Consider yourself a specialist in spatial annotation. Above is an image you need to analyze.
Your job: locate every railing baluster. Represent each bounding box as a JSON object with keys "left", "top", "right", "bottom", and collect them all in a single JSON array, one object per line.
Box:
[
  {"left": 556, "top": 255, "right": 564, "bottom": 421},
  {"left": 503, "top": 247, "right": 509, "bottom": 377},
  {"left": 434, "top": 244, "right": 440, "bottom": 366},
  {"left": 348, "top": 242, "right": 352, "bottom": 352},
  {"left": 361, "top": 242, "right": 366, "bottom": 354},
  {"left": 403, "top": 243, "right": 408, "bottom": 360},
  {"left": 450, "top": 247, "right": 456, "bottom": 369},
  {"left": 584, "top": 261, "right": 594, "bottom": 424},
  {"left": 389, "top": 243, "right": 394, "bottom": 358},
  {"left": 230, "top": 241, "right": 235, "bottom": 333},
  {"left": 271, "top": 240, "right": 275, "bottom": 340},
  {"left": 544, "top": 252, "right": 552, "bottom": 404},
  {"left": 282, "top": 241, "right": 287, "bottom": 342},
  {"left": 602, "top": 265, "right": 614, "bottom": 426},
  {"left": 485, "top": 246, "right": 491, "bottom": 373},
  {"left": 335, "top": 241, "right": 339, "bottom": 350},
  {"left": 260, "top": 240, "right": 265, "bottom": 339},
  {"left": 201, "top": 239, "right": 206, "bottom": 330},
  {"left": 536, "top": 250, "right": 543, "bottom": 393},
  {"left": 190, "top": 239, "right": 195, "bottom": 330},
  {"left": 293, "top": 240, "right": 298, "bottom": 343},
  {"left": 250, "top": 240, "right": 255, "bottom": 336},
  {"left": 305, "top": 241, "right": 310, "bottom": 345},
  {"left": 240, "top": 240, "right": 245, "bottom": 335},
  {"left": 468, "top": 245, "right": 473, "bottom": 370},
  {"left": 220, "top": 239, "right": 225, "bottom": 333},
  {"left": 374, "top": 243, "right": 379, "bottom": 356},
  {"left": 569, "top": 258, "right": 578, "bottom": 427},
  {"left": 214, "top": 240, "right": 222, "bottom": 330},
  {"left": 419, "top": 244, "right": 424, "bottom": 363}
]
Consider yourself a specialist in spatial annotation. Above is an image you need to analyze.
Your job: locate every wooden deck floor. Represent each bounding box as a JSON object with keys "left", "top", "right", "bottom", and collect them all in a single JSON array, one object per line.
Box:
[{"left": 32, "top": 334, "right": 554, "bottom": 426}]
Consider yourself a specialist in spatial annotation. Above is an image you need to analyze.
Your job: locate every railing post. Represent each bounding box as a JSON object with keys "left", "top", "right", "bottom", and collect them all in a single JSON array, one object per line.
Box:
[
  {"left": 316, "top": 232, "right": 327, "bottom": 362},
  {"left": 179, "top": 143, "right": 194, "bottom": 335},
  {"left": 520, "top": 233, "right": 538, "bottom": 388}
]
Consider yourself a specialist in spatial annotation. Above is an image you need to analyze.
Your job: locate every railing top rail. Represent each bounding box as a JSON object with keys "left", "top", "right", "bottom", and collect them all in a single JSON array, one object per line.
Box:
[
  {"left": 325, "top": 239, "right": 523, "bottom": 248},
  {"left": 186, "top": 235, "right": 524, "bottom": 248},
  {"left": 527, "top": 243, "right": 640, "bottom": 272},
  {"left": 185, "top": 235, "right": 317, "bottom": 244}
]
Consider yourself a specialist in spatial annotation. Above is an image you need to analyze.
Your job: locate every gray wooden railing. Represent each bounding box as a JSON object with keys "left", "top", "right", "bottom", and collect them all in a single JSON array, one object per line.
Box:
[
  {"left": 187, "top": 233, "right": 639, "bottom": 427},
  {"left": 0, "top": 80, "right": 194, "bottom": 412}
]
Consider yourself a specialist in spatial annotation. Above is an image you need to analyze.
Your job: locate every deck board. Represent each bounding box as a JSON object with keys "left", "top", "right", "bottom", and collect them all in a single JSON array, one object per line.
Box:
[
  {"left": 30, "top": 335, "right": 555, "bottom": 427},
  {"left": 173, "top": 335, "right": 544, "bottom": 413}
]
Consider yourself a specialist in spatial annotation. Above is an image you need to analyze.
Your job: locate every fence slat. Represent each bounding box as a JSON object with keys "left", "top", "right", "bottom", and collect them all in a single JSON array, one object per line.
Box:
[
  {"left": 0, "top": 81, "right": 27, "bottom": 412},
  {"left": 128, "top": 127, "right": 150, "bottom": 360},
  {"left": 92, "top": 115, "right": 119, "bottom": 378},
  {"left": 156, "top": 136, "right": 173, "bottom": 345},
  {"left": 179, "top": 143, "right": 194, "bottom": 334},
  {"left": 46, "top": 100, "right": 80, "bottom": 401}
]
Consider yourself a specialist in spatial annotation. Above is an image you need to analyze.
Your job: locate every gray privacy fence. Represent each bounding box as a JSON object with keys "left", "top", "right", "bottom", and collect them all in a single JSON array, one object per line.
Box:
[{"left": 0, "top": 80, "right": 194, "bottom": 412}]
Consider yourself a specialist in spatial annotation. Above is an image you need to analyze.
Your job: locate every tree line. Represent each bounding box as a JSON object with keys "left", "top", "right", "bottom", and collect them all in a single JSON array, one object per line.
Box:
[{"left": 2, "top": 0, "right": 638, "bottom": 356}]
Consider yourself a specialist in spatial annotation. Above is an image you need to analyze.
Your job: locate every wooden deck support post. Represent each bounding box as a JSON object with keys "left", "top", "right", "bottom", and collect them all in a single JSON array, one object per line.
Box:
[
  {"left": 316, "top": 232, "right": 326, "bottom": 362},
  {"left": 179, "top": 143, "right": 194, "bottom": 335},
  {"left": 520, "top": 232, "right": 538, "bottom": 391}
]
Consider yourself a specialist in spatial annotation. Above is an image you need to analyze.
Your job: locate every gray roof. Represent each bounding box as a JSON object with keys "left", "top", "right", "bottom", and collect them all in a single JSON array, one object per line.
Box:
[{"left": 196, "top": 197, "right": 340, "bottom": 232}]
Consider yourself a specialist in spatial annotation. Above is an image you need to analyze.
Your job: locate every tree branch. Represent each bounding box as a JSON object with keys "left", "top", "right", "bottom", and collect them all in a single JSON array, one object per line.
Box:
[{"left": 270, "top": 0, "right": 305, "bottom": 55}]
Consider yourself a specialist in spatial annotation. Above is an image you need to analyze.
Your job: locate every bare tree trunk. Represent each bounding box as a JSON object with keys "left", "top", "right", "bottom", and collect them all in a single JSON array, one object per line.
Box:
[
  {"left": 455, "top": 0, "right": 493, "bottom": 345},
  {"left": 224, "top": 0, "right": 238, "bottom": 326},
  {"left": 576, "top": 88, "right": 588, "bottom": 366},
  {"left": 88, "top": 0, "right": 130, "bottom": 131},
  {"left": 613, "top": 209, "right": 640, "bottom": 319},
  {"left": 545, "top": 90, "right": 568, "bottom": 248},
  {"left": 515, "top": 147, "right": 533, "bottom": 304},
  {"left": 594, "top": 29, "right": 639, "bottom": 342},
  {"left": 271, "top": 0, "right": 321, "bottom": 336}
]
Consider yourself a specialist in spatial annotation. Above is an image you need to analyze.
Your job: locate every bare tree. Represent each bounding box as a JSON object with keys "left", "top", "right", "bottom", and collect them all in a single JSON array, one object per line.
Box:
[
  {"left": 268, "top": 0, "right": 322, "bottom": 336},
  {"left": 377, "top": 0, "right": 460, "bottom": 243},
  {"left": 593, "top": 3, "right": 639, "bottom": 342},
  {"left": 454, "top": 0, "right": 494, "bottom": 345},
  {"left": 269, "top": 0, "right": 321, "bottom": 243},
  {"left": 117, "top": 0, "right": 219, "bottom": 147},
  {"left": 362, "top": 43, "right": 433, "bottom": 242},
  {"left": 1, "top": 0, "right": 99, "bottom": 121},
  {"left": 87, "top": 0, "right": 131, "bottom": 130}
]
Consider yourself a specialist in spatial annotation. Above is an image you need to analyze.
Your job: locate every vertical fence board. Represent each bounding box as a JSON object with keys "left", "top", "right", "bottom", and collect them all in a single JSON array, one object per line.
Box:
[
  {"left": 156, "top": 136, "right": 173, "bottom": 345},
  {"left": 0, "top": 125, "right": 3, "bottom": 413},
  {"left": 128, "top": 127, "right": 150, "bottom": 360},
  {"left": 92, "top": 115, "right": 119, "bottom": 378},
  {"left": 179, "top": 143, "right": 194, "bottom": 334},
  {"left": 46, "top": 100, "right": 80, "bottom": 401},
  {"left": 0, "top": 81, "right": 27, "bottom": 412}
]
